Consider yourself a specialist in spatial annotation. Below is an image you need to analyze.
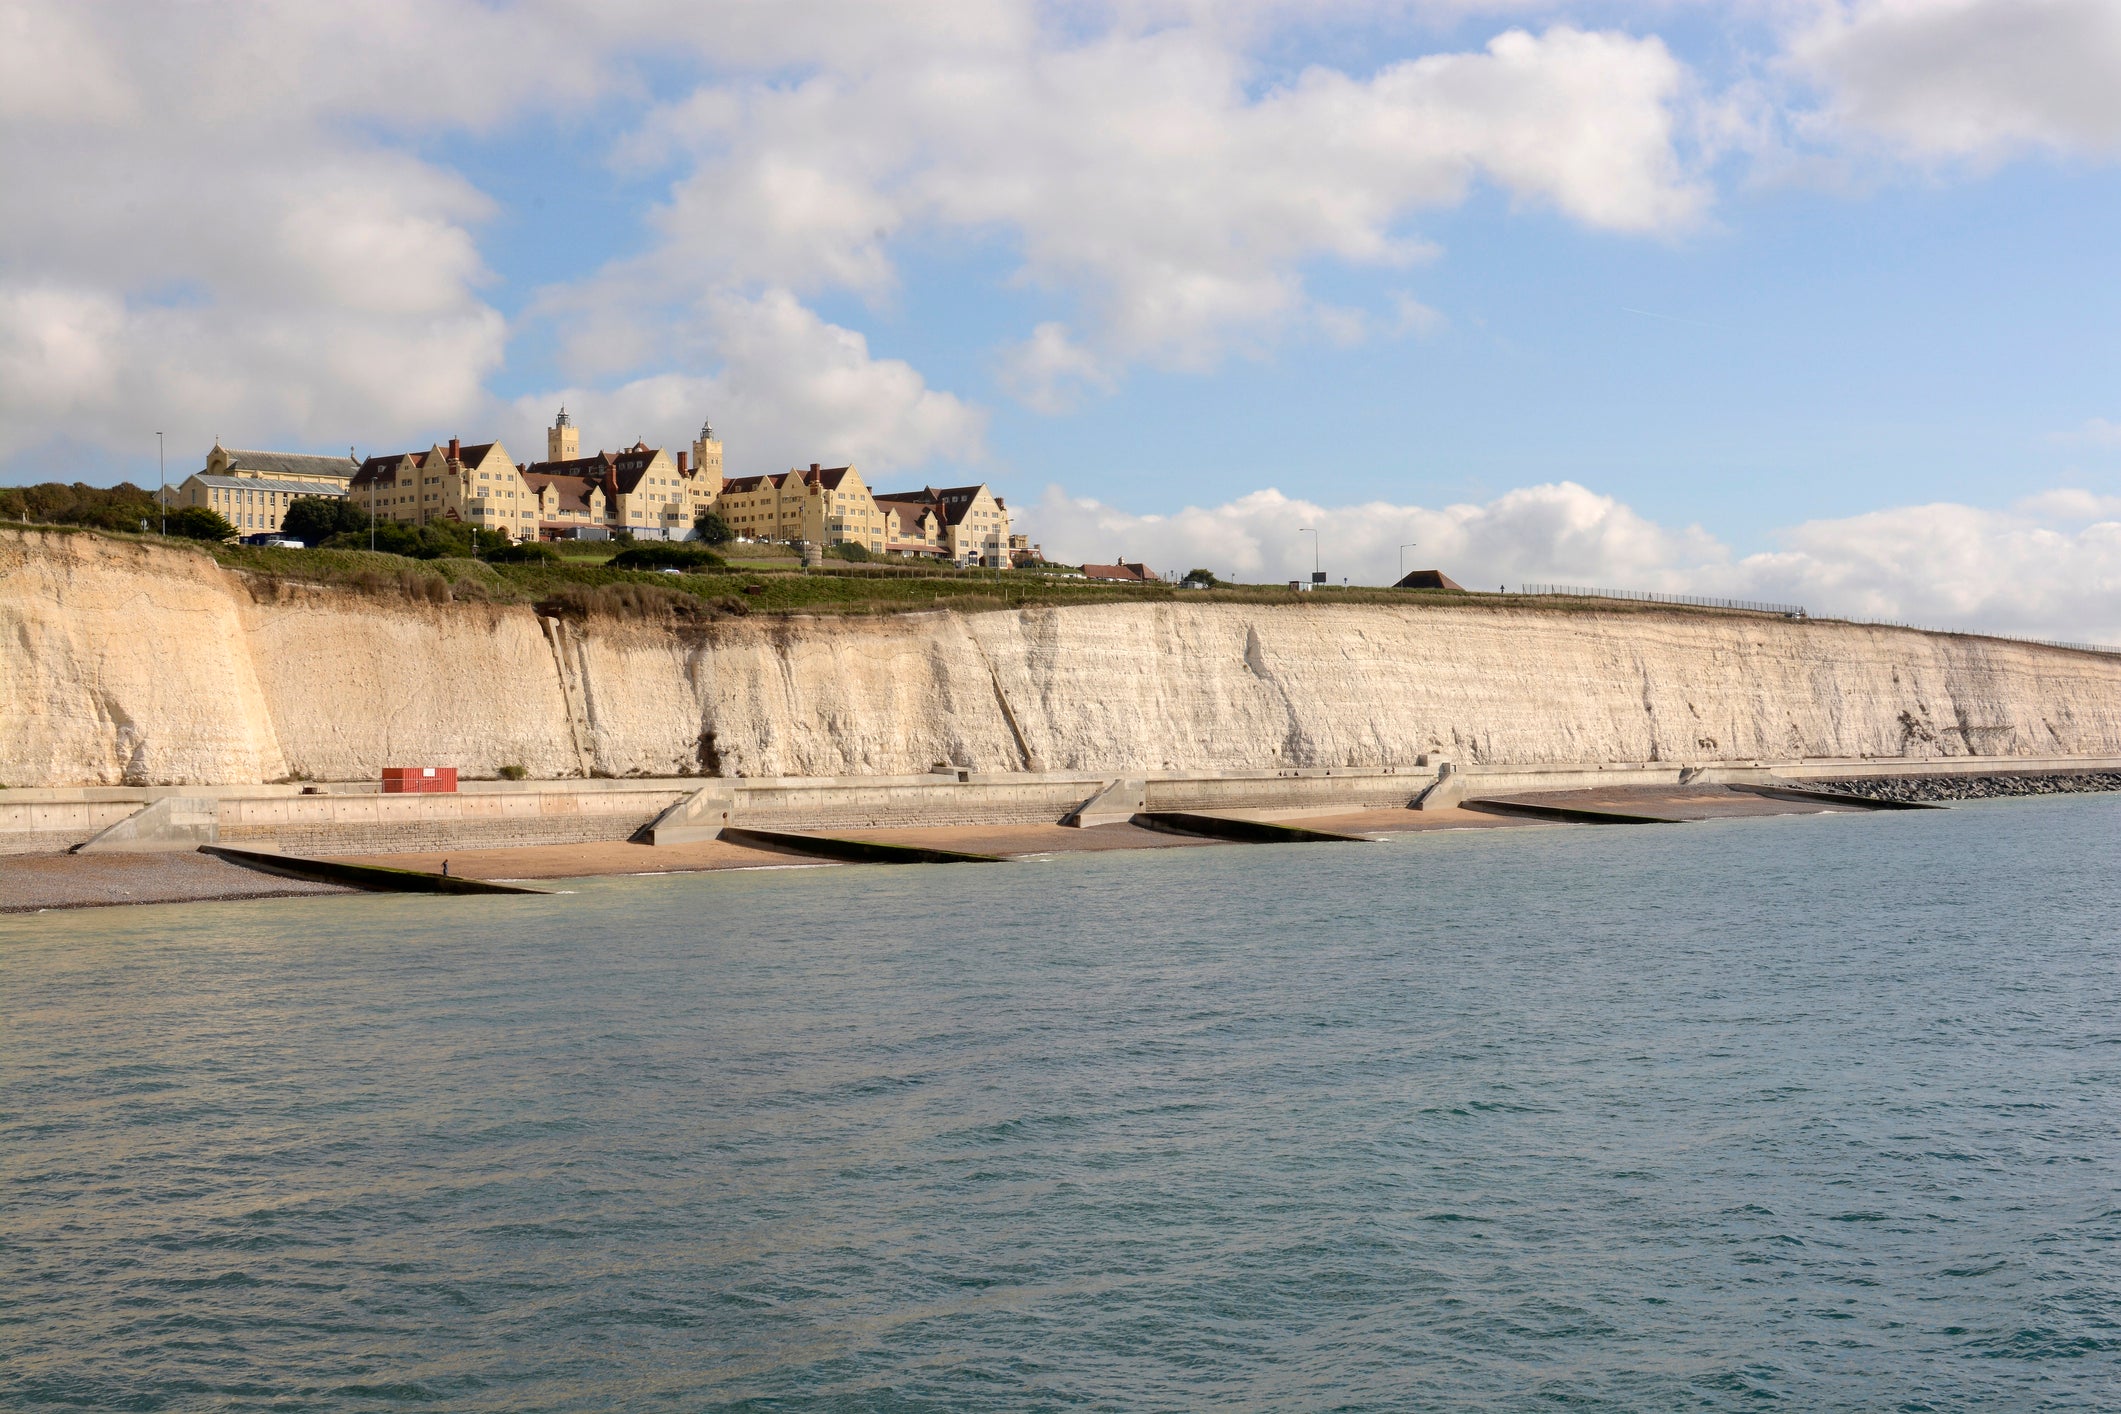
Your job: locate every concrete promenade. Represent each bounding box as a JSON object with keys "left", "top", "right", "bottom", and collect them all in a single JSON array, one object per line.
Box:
[{"left": 10, "top": 753, "right": 2121, "bottom": 858}]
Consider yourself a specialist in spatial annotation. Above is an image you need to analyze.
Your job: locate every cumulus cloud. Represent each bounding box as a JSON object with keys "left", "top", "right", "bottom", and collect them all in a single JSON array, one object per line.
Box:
[
  {"left": 557, "top": 17, "right": 1708, "bottom": 397},
  {"left": 1022, "top": 479, "right": 2121, "bottom": 642},
  {"left": 506, "top": 289, "right": 984, "bottom": 475},
  {"left": 0, "top": 2, "right": 598, "bottom": 472},
  {"left": 1788, "top": 0, "right": 2121, "bottom": 160}
]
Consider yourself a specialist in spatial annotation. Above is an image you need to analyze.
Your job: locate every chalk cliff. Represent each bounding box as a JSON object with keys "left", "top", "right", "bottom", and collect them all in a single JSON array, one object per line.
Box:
[{"left": 8, "top": 529, "right": 2121, "bottom": 787}]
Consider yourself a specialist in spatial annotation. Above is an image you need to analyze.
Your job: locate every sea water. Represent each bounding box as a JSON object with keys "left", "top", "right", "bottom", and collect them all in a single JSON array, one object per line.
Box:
[{"left": 5, "top": 797, "right": 2119, "bottom": 1410}]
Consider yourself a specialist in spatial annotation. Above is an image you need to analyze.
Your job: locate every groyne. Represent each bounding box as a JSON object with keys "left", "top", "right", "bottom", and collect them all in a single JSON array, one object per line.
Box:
[{"left": 12, "top": 528, "right": 2121, "bottom": 792}]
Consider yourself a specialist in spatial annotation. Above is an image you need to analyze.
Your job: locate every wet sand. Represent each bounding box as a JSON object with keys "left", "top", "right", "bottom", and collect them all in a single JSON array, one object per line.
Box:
[
  {"left": 340, "top": 821, "right": 1215, "bottom": 879},
  {"left": 1258, "top": 805, "right": 1550, "bottom": 836},
  {"left": 0, "top": 791, "right": 1854, "bottom": 911},
  {"left": 1, "top": 853, "right": 355, "bottom": 913},
  {"left": 1479, "top": 785, "right": 1854, "bottom": 821}
]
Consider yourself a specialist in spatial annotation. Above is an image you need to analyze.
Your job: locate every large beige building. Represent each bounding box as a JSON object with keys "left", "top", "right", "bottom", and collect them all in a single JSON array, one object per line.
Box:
[
  {"left": 162, "top": 443, "right": 358, "bottom": 537},
  {"left": 519, "top": 410, "right": 722, "bottom": 541},
  {"left": 874, "top": 484, "right": 1014, "bottom": 566},
  {"left": 716, "top": 462, "right": 1014, "bottom": 565},
  {"left": 349, "top": 438, "right": 529, "bottom": 536}
]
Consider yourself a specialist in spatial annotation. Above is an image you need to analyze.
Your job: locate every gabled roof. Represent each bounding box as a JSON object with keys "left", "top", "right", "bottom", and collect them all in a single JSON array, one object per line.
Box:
[
  {"left": 606, "top": 442, "right": 669, "bottom": 495},
  {"left": 350, "top": 450, "right": 429, "bottom": 489},
  {"left": 525, "top": 444, "right": 670, "bottom": 498},
  {"left": 1083, "top": 562, "right": 1158, "bottom": 582},
  {"left": 790, "top": 464, "right": 857, "bottom": 491},
  {"left": 218, "top": 448, "right": 358, "bottom": 480},
  {"left": 521, "top": 471, "right": 601, "bottom": 515},
  {"left": 720, "top": 472, "right": 790, "bottom": 495},
  {"left": 874, "top": 483, "right": 995, "bottom": 526}
]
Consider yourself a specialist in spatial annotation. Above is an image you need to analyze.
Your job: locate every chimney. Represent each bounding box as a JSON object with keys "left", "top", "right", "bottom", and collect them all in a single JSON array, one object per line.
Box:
[
  {"left": 677, "top": 451, "right": 689, "bottom": 474},
  {"left": 448, "top": 436, "right": 461, "bottom": 460},
  {"left": 811, "top": 462, "right": 821, "bottom": 473}
]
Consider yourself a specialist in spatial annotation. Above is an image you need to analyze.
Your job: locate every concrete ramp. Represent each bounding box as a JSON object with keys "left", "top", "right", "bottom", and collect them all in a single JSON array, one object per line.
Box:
[
  {"left": 73, "top": 797, "right": 220, "bottom": 853},
  {"left": 1063, "top": 778, "right": 1146, "bottom": 828},
  {"left": 642, "top": 783, "right": 737, "bottom": 844},
  {"left": 1412, "top": 765, "right": 1465, "bottom": 812}
]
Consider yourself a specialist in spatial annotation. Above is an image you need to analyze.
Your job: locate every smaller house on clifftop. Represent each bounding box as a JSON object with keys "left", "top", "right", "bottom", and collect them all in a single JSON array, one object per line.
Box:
[{"left": 1083, "top": 561, "right": 1160, "bottom": 583}]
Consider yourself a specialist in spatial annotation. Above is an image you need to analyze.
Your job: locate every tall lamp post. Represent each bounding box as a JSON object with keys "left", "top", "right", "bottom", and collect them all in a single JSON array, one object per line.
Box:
[
  {"left": 156, "top": 432, "right": 165, "bottom": 535},
  {"left": 1399, "top": 542, "right": 1417, "bottom": 579},
  {"left": 1299, "top": 526, "right": 1319, "bottom": 588}
]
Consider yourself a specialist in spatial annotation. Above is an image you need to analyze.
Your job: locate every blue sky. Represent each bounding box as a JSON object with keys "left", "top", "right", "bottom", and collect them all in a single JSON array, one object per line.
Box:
[{"left": 7, "top": 1, "right": 2121, "bottom": 631}]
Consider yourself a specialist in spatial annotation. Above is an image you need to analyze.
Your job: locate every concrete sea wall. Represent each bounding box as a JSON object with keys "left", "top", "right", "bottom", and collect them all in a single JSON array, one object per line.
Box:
[{"left": 10, "top": 528, "right": 2121, "bottom": 789}]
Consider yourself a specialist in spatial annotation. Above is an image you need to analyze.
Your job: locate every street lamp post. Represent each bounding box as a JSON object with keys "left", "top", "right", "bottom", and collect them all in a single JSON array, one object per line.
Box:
[
  {"left": 1400, "top": 542, "right": 1418, "bottom": 579},
  {"left": 157, "top": 432, "right": 165, "bottom": 536},
  {"left": 1299, "top": 527, "right": 1320, "bottom": 588}
]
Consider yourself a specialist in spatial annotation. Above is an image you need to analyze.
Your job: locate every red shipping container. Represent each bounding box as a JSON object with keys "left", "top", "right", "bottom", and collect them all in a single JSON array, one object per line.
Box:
[{"left": 382, "top": 766, "right": 458, "bottom": 794}]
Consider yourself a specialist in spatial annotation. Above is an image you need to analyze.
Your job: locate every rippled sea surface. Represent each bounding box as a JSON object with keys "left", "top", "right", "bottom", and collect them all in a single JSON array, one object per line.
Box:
[{"left": 7, "top": 797, "right": 2121, "bottom": 1410}]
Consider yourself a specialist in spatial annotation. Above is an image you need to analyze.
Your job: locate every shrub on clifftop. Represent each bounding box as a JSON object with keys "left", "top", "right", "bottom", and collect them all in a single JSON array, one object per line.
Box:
[
  {"left": 610, "top": 543, "right": 727, "bottom": 572},
  {"left": 323, "top": 519, "right": 509, "bottom": 560},
  {"left": 0, "top": 481, "right": 162, "bottom": 532},
  {"left": 165, "top": 506, "right": 236, "bottom": 541}
]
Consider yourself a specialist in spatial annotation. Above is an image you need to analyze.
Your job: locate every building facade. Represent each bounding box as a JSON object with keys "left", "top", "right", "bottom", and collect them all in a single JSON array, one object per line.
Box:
[
  {"left": 873, "top": 484, "right": 1014, "bottom": 566},
  {"left": 162, "top": 442, "right": 358, "bottom": 536},
  {"left": 349, "top": 439, "right": 528, "bottom": 536},
  {"left": 518, "top": 409, "right": 722, "bottom": 541}
]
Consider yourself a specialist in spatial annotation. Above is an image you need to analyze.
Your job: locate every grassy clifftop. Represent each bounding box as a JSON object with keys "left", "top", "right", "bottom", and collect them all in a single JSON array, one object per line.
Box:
[{"left": 11, "top": 524, "right": 1802, "bottom": 624}]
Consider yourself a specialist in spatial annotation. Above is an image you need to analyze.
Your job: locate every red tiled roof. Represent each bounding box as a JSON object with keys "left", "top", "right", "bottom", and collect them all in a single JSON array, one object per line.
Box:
[{"left": 1082, "top": 562, "right": 1158, "bottom": 582}]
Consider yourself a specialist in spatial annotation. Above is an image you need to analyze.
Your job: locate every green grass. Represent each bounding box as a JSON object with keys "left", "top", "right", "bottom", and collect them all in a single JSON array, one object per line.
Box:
[{"left": 5, "top": 524, "right": 1812, "bottom": 624}]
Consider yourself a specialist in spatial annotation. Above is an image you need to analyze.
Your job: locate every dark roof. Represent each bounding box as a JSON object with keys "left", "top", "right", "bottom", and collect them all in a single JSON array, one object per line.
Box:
[
  {"left": 521, "top": 472, "right": 600, "bottom": 515},
  {"left": 1393, "top": 569, "right": 1464, "bottom": 591},
  {"left": 350, "top": 451, "right": 427, "bottom": 489},
  {"left": 789, "top": 465, "right": 856, "bottom": 490},
  {"left": 720, "top": 472, "right": 787, "bottom": 495},
  {"left": 874, "top": 483, "right": 997, "bottom": 526},
  {"left": 524, "top": 451, "right": 617, "bottom": 479},
  {"left": 219, "top": 448, "right": 357, "bottom": 480},
  {"left": 456, "top": 442, "right": 498, "bottom": 464},
  {"left": 1083, "top": 562, "right": 1158, "bottom": 582},
  {"left": 192, "top": 475, "right": 348, "bottom": 497},
  {"left": 874, "top": 496, "right": 939, "bottom": 532}
]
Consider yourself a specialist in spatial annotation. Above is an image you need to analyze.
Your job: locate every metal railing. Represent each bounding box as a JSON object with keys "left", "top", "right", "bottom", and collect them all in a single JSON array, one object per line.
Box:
[
  {"left": 1509, "top": 584, "right": 1807, "bottom": 616},
  {"left": 1826, "top": 617, "right": 2121, "bottom": 658},
  {"left": 1508, "top": 583, "right": 2121, "bottom": 656}
]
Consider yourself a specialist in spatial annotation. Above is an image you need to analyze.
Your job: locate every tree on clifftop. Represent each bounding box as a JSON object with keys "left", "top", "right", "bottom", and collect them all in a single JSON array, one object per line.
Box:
[
  {"left": 282, "top": 495, "right": 370, "bottom": 547},
  {"left": 165, "top": 506, "right": 236, "bottom": 541},
  {"left": 694, "top": 509, "right": 734, "bottom": 546}
]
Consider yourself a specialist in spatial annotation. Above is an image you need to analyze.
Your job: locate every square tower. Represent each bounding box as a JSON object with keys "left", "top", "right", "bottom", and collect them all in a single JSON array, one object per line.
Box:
[{"left": 547, "top": 407, "right": 579, "bottom": 462}]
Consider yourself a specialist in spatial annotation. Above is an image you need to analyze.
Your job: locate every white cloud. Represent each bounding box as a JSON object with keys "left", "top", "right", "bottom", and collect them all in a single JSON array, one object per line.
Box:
[
  {"left": 1022, "top": 479, "right": 2121, "bottom": 642},
  {"left": 1024, "top": 480, "right": 1723, "bottom": 590},
  {"left": 0, "top": 2, "right": 595, "bottom": 472},
  {"left": 507, "top": 289, "right": 984, "bottom": 476},
  {"left": 562, "top": 18, "right": 1708, "bottom": 398},
  {"left": 1789, "top": 0, "right": 2121, "bottom": 160},
  {"left": 998, "top": 323, "right": 1119, "bottom": 414},
  {"left": 2054, "top": 417, "right": 2121, "bottom": 448}
]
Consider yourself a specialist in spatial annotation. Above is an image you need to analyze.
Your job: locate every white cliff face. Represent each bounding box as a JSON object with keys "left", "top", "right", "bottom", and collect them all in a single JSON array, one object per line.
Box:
[
  {"left": 0, "top": 532, "right": 290, "bottom": 786},
  {"left": 7, "top": 530, "right": 2121, "bottom": 786}
]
